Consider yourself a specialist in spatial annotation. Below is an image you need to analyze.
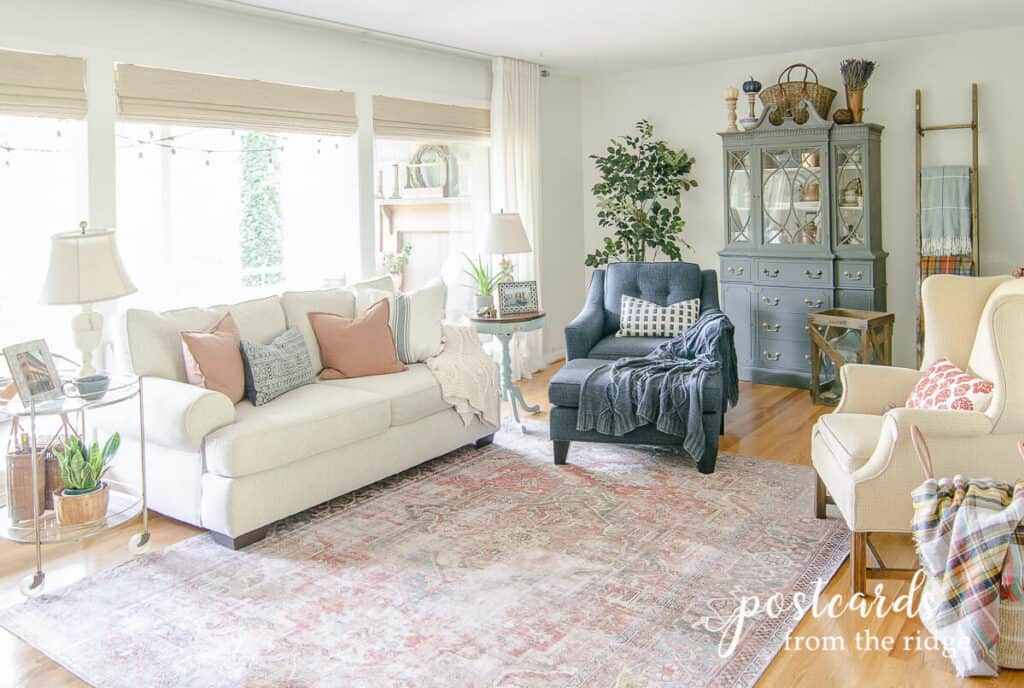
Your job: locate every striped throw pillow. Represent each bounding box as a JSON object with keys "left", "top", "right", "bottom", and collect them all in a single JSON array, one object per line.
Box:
[
  {"left": 356, "top": 279, "right": 446, "bottom": 363},
  {"left": 616, "top": 294, "right": 700, "bottom": 338}
]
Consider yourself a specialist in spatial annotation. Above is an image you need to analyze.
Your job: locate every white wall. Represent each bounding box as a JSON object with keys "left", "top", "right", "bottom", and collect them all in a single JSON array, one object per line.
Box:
[
  {"left": 0, "top": 0, "right": 584, "bottom": 360},
  {"left": 580, "top": 25, "right": 1024, "bottom": 368},
  {"left": 539, "top": 74, "right": 585, "bottom": 360}
]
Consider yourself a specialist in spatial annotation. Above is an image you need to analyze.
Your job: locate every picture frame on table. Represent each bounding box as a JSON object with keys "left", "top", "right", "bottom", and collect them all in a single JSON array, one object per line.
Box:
[
  {"left": 497, "top": 281, "right": 539, "bottom": 316},
  {"left": 3, "top": 339, "right": 62, "bottom": 404}
]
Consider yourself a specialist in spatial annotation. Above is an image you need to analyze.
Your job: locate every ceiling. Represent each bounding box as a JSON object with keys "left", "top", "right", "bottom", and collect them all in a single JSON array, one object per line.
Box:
[{"left": 190, "top": 0, "right": 1024, "bottom": 73}]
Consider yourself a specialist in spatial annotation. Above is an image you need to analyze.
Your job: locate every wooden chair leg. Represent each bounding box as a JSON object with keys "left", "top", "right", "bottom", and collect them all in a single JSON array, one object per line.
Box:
[
  {"left": 851, "top": 532, "right": 868, "bottom": 597},
  {"left": 814, "top": 474, "right": 827, "bottom": 519}
]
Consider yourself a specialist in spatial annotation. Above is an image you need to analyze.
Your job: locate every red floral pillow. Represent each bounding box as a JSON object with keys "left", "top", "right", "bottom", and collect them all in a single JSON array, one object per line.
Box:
[{"left": 905, "top": 357, "right": 994, "bottom": 412}]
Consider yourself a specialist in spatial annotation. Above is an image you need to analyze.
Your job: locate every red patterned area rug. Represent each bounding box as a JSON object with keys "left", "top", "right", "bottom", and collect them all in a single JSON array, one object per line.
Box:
[{"left": 0, "top": 422, "right": 847, "bottom": 687}]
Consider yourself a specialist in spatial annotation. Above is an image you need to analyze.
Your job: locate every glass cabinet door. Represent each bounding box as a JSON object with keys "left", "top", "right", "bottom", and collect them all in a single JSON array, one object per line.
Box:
[
  {"left": 761, "top": 146, "right": 826, "bottom": 246},
  {"left": 726, "top": 150, "right": 753, "bottom": 244},
  {"left": 834, "top": 144, "right": 865, "bottom": 248}
]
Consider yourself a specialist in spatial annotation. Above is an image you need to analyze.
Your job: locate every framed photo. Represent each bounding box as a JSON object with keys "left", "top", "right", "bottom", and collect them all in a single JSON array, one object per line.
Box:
[
  {"left": 498, "top": 280, "right": 539, "bottom": 316},
  {"left": 3, "top": 339, "right": 62, "bottom": 403}
]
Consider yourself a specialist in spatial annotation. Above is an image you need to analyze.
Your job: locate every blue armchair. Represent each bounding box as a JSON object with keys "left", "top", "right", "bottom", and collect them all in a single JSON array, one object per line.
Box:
[
  {"left": 565, "top": 261, "right": 721, "bottom": 361},
  {"left": 550, "top": 261, "right": 727, "bottom": 473}
]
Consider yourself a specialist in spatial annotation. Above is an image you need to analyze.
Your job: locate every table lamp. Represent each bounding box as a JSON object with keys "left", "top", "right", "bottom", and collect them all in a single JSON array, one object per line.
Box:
[
  {"left": 482, "top": 212, "right": 531, "bottom": 278},
  {"left": 41, "top": 222, "right": 136, "bottom": 378}
]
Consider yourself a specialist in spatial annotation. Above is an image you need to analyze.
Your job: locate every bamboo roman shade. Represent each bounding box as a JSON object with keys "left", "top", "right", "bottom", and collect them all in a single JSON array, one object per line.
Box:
[
  {"left": 115, "top": 65, "right": 358, "bottom": 136},
  {"left": 373, "top": 96, "right": 489, "bottom": 142},
  {"left": 0, "top": 49, "right": 87, "bottom": 119}
]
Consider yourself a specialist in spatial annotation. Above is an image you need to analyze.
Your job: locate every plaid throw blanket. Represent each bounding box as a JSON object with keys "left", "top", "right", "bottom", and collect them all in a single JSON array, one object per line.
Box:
[{"left": 912, "top": 476, "right": 1024, "bottom": 677}]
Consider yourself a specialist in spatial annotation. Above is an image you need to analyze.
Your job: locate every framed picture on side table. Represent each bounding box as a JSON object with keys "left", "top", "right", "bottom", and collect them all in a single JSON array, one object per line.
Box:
[
  {"left": 498, "top": 280, "right": 539, "bottom": 316},
  {"left": 3, "top": 339, "right": 62, "bottom": 404}
]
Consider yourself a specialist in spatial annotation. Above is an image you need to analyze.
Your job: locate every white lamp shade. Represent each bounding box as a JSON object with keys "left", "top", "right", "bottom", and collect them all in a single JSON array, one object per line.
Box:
[
  {"left": 41, "top": 229, "right": 137, "bottom": 305},
  {"left": 481, "top": 212, "right": 531, "bottom": 255}
]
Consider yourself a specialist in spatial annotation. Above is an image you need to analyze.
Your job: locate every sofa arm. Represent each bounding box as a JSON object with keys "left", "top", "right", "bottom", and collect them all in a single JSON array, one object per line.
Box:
[
  {"left": 94, "top": 377, "right": 236, "bottom": 452},
  {"left": 835, "top": 364, "right": 924, "bottom": 415},
  {"left": 565, "top": 270, "right": 606, "bottom": 361}
]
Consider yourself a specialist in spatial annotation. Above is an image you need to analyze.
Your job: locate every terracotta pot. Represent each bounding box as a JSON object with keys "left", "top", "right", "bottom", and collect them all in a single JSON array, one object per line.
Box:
[
  {"left": 846, "top": 88, "right": 865, "bottom": 123},
  {"left": 54, "top": 482, "right": 110, "bottom": 526}
]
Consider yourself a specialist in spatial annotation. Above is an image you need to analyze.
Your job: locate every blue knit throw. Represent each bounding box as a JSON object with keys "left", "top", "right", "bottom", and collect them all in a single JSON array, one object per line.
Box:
[{"left": 575, "top": 309, "right": 739, "bottom": 461}]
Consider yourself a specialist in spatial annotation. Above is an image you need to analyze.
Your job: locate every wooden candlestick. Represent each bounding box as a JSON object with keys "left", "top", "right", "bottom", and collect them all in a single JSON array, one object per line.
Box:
[{"left": 724, "top": 86, "right": 740, "bottom": 133}]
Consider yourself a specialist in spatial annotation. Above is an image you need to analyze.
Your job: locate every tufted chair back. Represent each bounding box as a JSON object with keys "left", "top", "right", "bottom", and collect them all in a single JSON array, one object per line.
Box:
[{"left": 601, "top": 262, "right": 719, "bottom": 335}]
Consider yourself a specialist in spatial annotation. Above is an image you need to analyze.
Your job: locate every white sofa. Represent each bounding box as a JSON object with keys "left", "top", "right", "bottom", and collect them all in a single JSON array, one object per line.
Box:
[{"left": 105, "top": 286, "right": 498, "bottom": 549}]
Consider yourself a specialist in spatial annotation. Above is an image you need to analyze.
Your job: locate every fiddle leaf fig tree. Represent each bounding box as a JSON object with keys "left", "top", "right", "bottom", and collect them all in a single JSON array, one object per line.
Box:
[{"left": 585, "top": 119, "right": 697, "bottom": 267}]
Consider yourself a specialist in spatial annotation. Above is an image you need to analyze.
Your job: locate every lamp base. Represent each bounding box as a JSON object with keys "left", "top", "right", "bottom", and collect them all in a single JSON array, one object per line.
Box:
[
  {"left": 499, "top": 255, "right": 516, "bottom": 280},
  {"left": 71, "top": 304, "right": 103, "bottom": 378}
]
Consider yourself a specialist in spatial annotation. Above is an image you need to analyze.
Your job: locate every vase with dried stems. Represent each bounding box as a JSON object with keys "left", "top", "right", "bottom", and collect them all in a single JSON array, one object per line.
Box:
[{"left": 840, "top": 59, "right": 876, "bottom": 124}]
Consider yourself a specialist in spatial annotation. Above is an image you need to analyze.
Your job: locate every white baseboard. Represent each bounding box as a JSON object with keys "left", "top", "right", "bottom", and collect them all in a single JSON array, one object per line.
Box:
[{"left": 545, "top": 349, "right": 565, "bottom": 365}]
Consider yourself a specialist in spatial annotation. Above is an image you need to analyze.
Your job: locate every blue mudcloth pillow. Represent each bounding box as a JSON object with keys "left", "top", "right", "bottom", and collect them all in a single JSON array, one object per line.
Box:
[{"left": 239, "top": 327, "right": 316, "bottom": 406}]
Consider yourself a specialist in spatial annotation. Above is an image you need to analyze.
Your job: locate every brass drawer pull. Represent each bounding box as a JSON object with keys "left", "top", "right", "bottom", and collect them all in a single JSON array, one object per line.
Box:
[
  {"left": 804, "top": 269, "right": 823, "bottom": 279},
  {"left": 803, "top": 298, "right": 825, "bottom": 307},
  {"left": 763, "top": 267, "right": 780, "bottom": 278},
  {"left": 804, "top": 353, "right": 812, "bottom": 361},
  {"left": 761, "top": 295, "right": 781, "bottom": 306},
  {"left": 761, "top": 321, "right": 782, "bottom": 333},
  {"left": 762, "top": 351, "right": 781, "bottom": 361},
  {"left": 843, "top": 270, "right": 865, "bottom": 281}
]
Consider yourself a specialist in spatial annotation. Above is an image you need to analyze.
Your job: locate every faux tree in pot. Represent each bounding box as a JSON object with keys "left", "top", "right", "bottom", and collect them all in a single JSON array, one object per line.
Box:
[
  {"left": 585, "top": 119, "right": 698, "bottom": 267},
  {"left": 52, "top": 433, "right": 120, "bottom": 526}
]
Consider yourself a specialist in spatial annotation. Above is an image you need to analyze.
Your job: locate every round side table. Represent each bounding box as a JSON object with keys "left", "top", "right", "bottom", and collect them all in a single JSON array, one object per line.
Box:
[{"left": 469, "top": 310, "right": 546, "bottom": 431}]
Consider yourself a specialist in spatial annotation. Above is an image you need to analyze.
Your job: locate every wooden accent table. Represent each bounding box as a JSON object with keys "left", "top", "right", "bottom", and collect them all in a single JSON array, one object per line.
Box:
[
  {"left": 468, "top": 310, "right": 546, "bottom": 430},
  {"left": 807, "top": 308, "right": 895, "bottom": 405}
]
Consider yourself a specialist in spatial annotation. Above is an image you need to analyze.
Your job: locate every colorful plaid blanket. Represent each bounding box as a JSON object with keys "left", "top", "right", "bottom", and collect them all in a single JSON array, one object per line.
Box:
[
  {"left": 912, "top": 476, "right": 1024, "bottom": 677},
  {"left": 921, "top": 254, "right": 974, "bottom": 278}
]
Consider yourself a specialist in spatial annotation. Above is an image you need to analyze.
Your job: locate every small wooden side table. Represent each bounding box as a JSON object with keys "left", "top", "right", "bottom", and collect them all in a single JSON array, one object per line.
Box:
[
  {"left": 807, "top": 308, "right": 895, "bottom": 405},
  {"left": 468, "top": 310, "right": 546, "bottom": 430}
]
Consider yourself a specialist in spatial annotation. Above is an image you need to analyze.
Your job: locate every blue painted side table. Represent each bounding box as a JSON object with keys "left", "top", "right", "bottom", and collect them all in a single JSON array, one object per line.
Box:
[{"left": 469, "top": 310, "right": 546, "bottom": 430}]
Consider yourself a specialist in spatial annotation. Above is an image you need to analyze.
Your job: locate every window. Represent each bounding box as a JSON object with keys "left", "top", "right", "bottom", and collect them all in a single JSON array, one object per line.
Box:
[
  {"left": 374, "top": 138, "right": 490, "bottom": 320},
  {"left": 0, "top": 115, "right": 87, "bottom": 357},
  {"left": 116, "top": 124, "right": 358, "bottom": 310}
]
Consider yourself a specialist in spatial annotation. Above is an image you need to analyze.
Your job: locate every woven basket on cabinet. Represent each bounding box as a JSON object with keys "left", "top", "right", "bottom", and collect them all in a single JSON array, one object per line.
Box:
[{"left": 759, "top": 64, "right": 836, "bottom": 125}]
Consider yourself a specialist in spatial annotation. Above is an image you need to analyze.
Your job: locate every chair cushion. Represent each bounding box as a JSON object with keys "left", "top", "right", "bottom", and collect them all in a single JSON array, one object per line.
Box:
[
  {"left": 321, "top": 363, "right": 450, "bottom": 426},
  {"left": 548, "top": 358, "right": 721, "bottom": 412},
  {"left": 589, "top": 335, "right": 672, "bottom": 361},
  {"left": 815, "top": 413, "right": 884, "bottom": 473},
  {"left": 603, "top": 262, "right": 705, "bottom": 334},
  {"left": 204, "top": 383, "right": 390, "bottom": 478}
]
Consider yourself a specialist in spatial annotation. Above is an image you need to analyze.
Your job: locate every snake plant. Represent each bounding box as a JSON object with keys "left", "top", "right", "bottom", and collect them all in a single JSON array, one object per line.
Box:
[{"left": 54, "top": 433, "right": 120, "bottom": 494}]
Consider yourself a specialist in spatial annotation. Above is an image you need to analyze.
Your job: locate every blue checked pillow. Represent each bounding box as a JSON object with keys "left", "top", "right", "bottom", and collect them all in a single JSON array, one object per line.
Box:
[{"left": 616, "top": 294, "right": 700, "bottom": 338}]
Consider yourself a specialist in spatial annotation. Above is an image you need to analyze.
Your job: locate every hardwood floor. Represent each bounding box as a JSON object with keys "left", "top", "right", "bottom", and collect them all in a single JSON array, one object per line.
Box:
[{"left": 0, "top": 363, "right": 1014, "bottom": 686}]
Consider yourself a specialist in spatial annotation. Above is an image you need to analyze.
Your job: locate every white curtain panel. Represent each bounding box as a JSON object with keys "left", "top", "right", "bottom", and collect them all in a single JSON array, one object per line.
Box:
[{"left": 490, "top": 56, "right": 545, "bottom": 380}]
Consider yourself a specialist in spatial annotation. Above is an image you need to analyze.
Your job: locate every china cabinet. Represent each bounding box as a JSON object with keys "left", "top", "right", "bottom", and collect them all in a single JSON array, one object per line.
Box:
[{"left": 719, "top": 104, "right": 886, "bottom": 387}]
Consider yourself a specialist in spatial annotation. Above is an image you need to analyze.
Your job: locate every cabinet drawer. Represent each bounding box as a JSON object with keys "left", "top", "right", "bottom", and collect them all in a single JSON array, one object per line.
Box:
[
  {"left": 836, "top": 289, "right": 876, "bottom": 310},
  {"left": 755, "top": 310, "right": 812, "bottom": 341},
  {"left": 756, "top": 259, "right": 833, "bottom": 287},
  {"left": 757, "top": 339, "right": 812, "bottom": 371},
  {"left": 757, "top": 287, "right": 832, "bottom": 313},
  {"left": 837, "top": 261, "right": 873, "bottom": 287},
  {"left": 721, "top": 258, "right": 752, "bottom": 282}
]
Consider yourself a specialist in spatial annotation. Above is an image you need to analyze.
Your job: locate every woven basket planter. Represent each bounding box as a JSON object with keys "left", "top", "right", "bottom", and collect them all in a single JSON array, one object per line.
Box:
[{"left": 759, "top": 64, "right": 836, "bottom": 125}]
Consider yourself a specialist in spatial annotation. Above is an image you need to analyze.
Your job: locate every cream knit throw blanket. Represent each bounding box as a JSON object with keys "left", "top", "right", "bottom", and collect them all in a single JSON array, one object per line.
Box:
[{"left": 426, "top": 325, "right": 500, "bottom": 427}]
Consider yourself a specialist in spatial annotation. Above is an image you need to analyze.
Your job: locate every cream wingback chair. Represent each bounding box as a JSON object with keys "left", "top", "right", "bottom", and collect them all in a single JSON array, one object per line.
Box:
[{"left": 812, "top": 274, "right": 1024, "bottom": 595}]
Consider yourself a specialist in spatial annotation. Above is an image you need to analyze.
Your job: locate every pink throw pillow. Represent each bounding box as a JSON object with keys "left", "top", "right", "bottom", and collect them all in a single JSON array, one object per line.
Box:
[
  {"left": 308, "top": 299, "right": 407, "bottom": 380},
  {"left": 180, "top": 313, "right": 245, "bottom": 403},
  {"left": 905, "top": 357, "right": 994, "bottom": 412}
]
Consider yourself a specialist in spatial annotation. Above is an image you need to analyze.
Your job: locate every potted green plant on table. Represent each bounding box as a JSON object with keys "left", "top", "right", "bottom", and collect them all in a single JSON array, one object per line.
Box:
[
  {"left": 52, "top": 433, "right": 120, "bottom": 526},
  {"left": 585, "top": 119, "right": 698, "bottom": 267},
  {"left": 381, "top": 244, "right": 413, "bottom": 289},
  {"left": 463, "top": 254, "right": 509, "bottom": 313}
]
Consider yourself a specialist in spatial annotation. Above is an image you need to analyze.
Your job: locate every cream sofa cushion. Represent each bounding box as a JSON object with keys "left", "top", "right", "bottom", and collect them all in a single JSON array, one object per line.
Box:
[
  {"left": 203, "top": 383, "right": 390, "bottom": 478},
  {"left": 321, "top": 363, "right": 449, "bottom": 426},
  {"left": 815, "top": 413, "right": 884, "bottom": 473},
  {"left": 126, "top": 296, "right": 286, "bottom": 382},
  {"left": 281, "top": 288, "right": 356, "bottom": 370}
]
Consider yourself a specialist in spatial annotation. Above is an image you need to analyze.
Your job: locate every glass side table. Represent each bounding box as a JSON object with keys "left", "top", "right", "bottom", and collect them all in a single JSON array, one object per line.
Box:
[{"left": 0, "top": 373, "right": 151, "bottom": 596}]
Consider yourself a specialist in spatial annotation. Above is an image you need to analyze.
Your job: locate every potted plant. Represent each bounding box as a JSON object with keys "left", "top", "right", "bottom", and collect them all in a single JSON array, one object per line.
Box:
[
  {"left": 839, "top": 59, "right": 876, "bottom": 124},
  {"left": 463, "top": 254, "right": 509, "bottom": 312},
  {"left": 585, "top": 119, "right": 698, "bottom": 267},
  {"left": 381, "top": 244, "right": 413, "bottom": 289},
  {"left": 52, "top": 433, "right": 120, "bottom": 526}
]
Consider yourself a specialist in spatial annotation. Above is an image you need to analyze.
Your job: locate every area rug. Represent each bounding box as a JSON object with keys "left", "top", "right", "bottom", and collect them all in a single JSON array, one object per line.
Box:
[{"left": 0, "top": 422, "right": 847, "bottom": 687}]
